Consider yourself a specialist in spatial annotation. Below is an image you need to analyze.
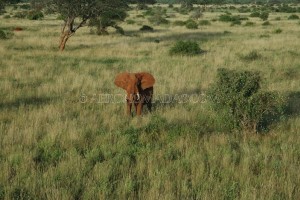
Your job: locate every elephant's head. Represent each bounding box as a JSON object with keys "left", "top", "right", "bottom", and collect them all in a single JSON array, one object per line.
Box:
[{"left": 114, "top": 72, "right": 155, "bottom": 102}]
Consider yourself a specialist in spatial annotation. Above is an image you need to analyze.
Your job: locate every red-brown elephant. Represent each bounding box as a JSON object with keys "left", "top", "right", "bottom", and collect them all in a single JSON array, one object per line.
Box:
[{"left": 114, "top": 72, "right": 155, "bottom": 116}]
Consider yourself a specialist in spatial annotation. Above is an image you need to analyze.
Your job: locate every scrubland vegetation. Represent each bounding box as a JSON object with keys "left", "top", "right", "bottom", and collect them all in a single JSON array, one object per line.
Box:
[{"left": 0, "top": 2, "right": 300, "bottom": 199}]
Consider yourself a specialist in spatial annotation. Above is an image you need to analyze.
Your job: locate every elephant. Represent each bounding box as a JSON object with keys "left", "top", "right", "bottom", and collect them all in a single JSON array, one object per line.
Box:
[{"left": 114, "top": 72, "right": 155, "bottom": 116}]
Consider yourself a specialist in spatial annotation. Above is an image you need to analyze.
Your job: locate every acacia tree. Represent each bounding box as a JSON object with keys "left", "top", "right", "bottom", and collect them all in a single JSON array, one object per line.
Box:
[{"left": 45, "top": 0, "right": 128, "bottom": 51}]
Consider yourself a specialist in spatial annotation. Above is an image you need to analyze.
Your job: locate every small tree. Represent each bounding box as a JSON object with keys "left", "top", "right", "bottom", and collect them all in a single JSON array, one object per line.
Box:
[
  {"left": 44, "top": 0, "right": 128, "bottom": 51},
  {"left": 208, "top": 68, "right": 284, "bottom": 132}
]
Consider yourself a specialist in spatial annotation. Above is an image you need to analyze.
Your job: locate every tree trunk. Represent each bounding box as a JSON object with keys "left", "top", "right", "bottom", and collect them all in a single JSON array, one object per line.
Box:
[
  {"left": 59, "top": 17, "right": 75, "bottom": 51},
  {"left": 58, "top": 17, "right": 87, "bottom": 51},
  {"left": 59, "top": 32, "right": 70, "bottom": 51}
]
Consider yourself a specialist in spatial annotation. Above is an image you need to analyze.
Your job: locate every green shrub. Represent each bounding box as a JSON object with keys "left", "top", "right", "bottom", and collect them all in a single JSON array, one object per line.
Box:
[
  {"left": 0, "top": 30, "right": 7, "bottom": 40},
  {"left": 250, "top": 11, "right": 260, "bottom": 17},
  {"left": 259, "top": 34, "right": 270, "bottom": 38},
  {"left": 219, "top": 14, "right": 233, "bottom": 22},
  {"left": 173, "top": 20, "right": 186, "bottom": 26},
  {"left": 0, "top": 29, "right": 13, "bottom": 40},
  {"left": 185, "top": 19, "right": 198, "bottom": 29},
  {"left": 244, "top": 21, "right": 255, "bottom": 26},
  {"left": 219, "top": 14, "right": 248, "bottom": 23},
  {"left": 139, "top": 25, "right": 154, "bottom": 32},
  {"left": 199, "top": 20, "right": 211, "bottom": 26},
  {"left": 274, "top": 17, "right": 281, "bottom": 21},
  {"left": 169, "top": 40, "right": 203, "bottom": 56},
  {"left": 126, "top": 19, "right": 135, "bottom": 24},
  {"left": 274, "top": 28, "right": 282, "bottom": 34},
  {"left": 208, "top": 68, "right": 284, "bottom": 132},
  {"left": 27, "top": 10, "right": 44, "bottom": 20},
  {"left": 4, "top": 15, "right": 10, "bottom": 19},
  {"left": 260, "top": 12, "right": 269, "bottom": 21},
  {"left": 288, "top": 14, "right": 299, "bottom": 20},
  {"left": 231, "top": 20, "right": 241, "bottom": 26}
]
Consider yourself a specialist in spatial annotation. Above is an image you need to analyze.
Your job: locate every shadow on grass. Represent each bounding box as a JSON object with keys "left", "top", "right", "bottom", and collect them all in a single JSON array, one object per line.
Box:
[
  {"left": 285, "top": 91, "right": 300, "bottom": 117},
  {"left": 0, "top": 96, "right": 54, "bottom": 110},
  {"left": 152, "top": 87, "right": 204, "bottom": 112},
  {"left": 138, "top": 31, "right": 226, "bottom": 43}
]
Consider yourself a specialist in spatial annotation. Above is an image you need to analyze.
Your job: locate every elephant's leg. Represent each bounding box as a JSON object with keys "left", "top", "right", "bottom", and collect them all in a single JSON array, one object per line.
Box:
[
  {"left": 136, "top": 101, "right": 143, "bottom": 116},
  {"left": 126, "top": 100, "right": 132, "bottom": 116}
]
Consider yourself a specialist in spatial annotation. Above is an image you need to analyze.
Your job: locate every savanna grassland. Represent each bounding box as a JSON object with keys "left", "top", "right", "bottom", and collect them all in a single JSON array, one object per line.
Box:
[{"left": 1, "top": 3, "right": 300, "bottom": 200}]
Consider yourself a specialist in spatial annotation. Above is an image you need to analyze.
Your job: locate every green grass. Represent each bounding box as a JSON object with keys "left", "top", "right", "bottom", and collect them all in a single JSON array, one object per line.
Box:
[{"left": 0, "top": 3, "right": 300, "bottom": 199}]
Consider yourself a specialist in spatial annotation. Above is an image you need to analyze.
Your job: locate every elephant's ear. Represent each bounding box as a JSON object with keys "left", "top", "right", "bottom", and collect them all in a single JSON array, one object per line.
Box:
[
  {"left": 114, "top": 72, "right": 130, "bottom": 90},
  {"left": 136, "top": 72, "right": 155, "bottom": 90}
]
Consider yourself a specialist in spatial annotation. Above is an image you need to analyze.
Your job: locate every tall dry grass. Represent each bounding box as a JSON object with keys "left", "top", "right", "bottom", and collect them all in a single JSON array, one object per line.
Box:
[{"left": 0, "top": 5, "right": 300, "bottom": 199}]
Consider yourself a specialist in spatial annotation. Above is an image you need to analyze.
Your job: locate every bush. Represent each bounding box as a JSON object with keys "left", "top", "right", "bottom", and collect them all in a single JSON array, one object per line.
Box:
[
  {"left": 274, "top": 17, "right": 281, "bottom": 21},
  {"left": 260, "top": 12, "right": 269, "bottom": 21},
  {"left": 244, "top": 21, "right": 255, "bottom": 26},
  {"left": 231, "top": 20, "right": 241, "bottom": 26},
  {"left": 288, "top": 14, "right": 299, "bottom": 20},
  {"left": 126, "top": 19, "right": 135, "bottom": 24},
  {"left": 169, "top": 40, "right": 203, "bottom": 56},
  {"left": 250, "top": 11, "right": 260, "bottom": 17},
  {"left": 219, "top": 14, "right": 233, "bottom": 22},
  {"left": 208, "top": 68, "right": 284, "bottom": 132},
  {"left": 0, "top": 29, "right": 13, "bottom": 40},
  {"left": 0, "top": 30, "right": 6, "bottom": 39},
  {"left": 173, "top": 20, "right": 186, "bottom": 26},
  {"left": 274, "top": 28, "right": 282, "bottom": 34},
  {"left": 185, "top": 19, "right": 198, "bottom": 29},
  {"left": 199, "top": 20, "right": 211, "bottom": 26},
  {"left": 223, "top": 30, "right": 231, "bottom": 34},
  {"left": 27, "top": 10, "right": 44, "bottom": 20},
  {"left": 139, "top": 25, "right": 154, "bottom": 32},
  {"left": 219, "top": 14, "right": 248, "bottom": 23}
]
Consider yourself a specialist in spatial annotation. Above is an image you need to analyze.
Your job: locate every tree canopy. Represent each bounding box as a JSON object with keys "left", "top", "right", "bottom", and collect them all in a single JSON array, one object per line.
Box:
[{"left": 40, "top": 0, "right": 129, "bottom": 50}]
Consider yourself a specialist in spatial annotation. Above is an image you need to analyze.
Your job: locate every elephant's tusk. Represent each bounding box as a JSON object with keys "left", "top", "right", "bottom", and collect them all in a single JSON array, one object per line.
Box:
[{"left": 137, "top": 93, "right": 140, "bottom": 101}]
